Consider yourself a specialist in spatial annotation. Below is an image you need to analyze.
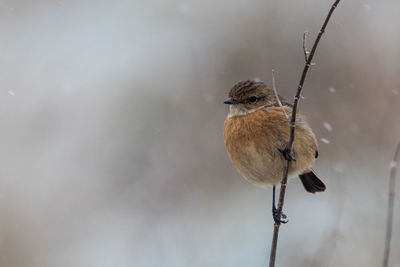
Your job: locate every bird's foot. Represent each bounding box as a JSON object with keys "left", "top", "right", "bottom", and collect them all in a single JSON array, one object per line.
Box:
[
  {"left": 272, "top": 207, "right": 288, "bottom": 224},
  {"left": 279, "top": 148, "right": 296, "bottom": 162}
]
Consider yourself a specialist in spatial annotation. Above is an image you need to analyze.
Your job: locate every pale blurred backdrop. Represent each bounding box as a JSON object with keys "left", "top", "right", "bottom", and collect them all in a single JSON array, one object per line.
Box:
[{"left": 0, "top": 0, "right": 399, "bottom": 266}]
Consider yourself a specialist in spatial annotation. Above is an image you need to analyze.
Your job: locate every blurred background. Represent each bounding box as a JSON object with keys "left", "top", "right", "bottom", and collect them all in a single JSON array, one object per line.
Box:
[{"left": 0, "top": 0, "right": 399, "bottom": 266}]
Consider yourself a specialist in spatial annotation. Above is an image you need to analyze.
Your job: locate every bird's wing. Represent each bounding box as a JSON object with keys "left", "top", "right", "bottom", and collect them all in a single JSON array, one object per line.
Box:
[{"left": 259, "top": 107, "right": 318, "bottom": 160}]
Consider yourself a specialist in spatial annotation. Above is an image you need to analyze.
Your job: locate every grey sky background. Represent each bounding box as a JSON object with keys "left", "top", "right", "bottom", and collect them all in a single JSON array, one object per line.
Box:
[{"left": 0, "top": 0, "right": 399, "bottom": 266}]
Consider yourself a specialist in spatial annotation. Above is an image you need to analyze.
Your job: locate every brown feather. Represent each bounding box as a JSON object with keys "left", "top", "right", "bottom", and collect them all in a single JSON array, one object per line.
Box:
[{"left": 224, "top": 106, "right": 319, "bottom": 186}]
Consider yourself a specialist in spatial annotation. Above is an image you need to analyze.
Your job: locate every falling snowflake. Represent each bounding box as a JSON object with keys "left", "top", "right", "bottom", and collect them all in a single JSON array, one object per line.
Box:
[
  {"left": 390, "top": 161, "right": 397, "bottom": 168},
  {"left": 323, "top": 122, "right": 333, "bottom": 132},
  {"left": 320, "top": 138, "right": 330, "bottom": 144},
  {"left": 333, "top": 161, "right": 346, "bottom": 173}
]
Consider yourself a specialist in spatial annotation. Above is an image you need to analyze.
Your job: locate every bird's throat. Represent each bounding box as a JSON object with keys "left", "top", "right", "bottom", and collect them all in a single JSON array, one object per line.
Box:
[{"left": 228, "top": 105, "right": 258, "bottom": 118}]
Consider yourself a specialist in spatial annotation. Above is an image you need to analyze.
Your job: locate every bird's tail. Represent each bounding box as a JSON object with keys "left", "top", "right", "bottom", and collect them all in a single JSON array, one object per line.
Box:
[{"left": 299, "top": 170, "right": 326, "bottom": 193}]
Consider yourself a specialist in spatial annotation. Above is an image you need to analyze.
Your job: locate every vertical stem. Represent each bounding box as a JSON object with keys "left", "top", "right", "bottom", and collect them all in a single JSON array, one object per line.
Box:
[
  {"left": 268, "top": 1, "right": 341, "bottom": 266},
  {"left": 269, "top": 160, "right": 290, "bottom": 267},
  {"left": 382, "top": 142, "right": 400, "bottom": 267}
]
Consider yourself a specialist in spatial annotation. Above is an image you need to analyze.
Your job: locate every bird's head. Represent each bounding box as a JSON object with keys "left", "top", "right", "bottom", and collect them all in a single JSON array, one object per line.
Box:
[{"left": 224, "top": 80, "right": 277, "bottom": 117}]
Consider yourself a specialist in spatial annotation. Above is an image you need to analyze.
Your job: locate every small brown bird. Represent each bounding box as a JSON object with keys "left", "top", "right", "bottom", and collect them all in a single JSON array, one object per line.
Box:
[{"left": 223, "top": 80, "right": 325, "bottom": 222}]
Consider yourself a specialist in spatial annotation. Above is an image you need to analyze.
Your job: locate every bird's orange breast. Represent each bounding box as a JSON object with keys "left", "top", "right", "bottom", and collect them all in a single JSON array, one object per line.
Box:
[
  {"left": 224, "top": 110, "right": 266, "bottom": 150},
  {"left": 223, "top": 107, "right": 317, "bottom": 185},
  {"left": 223, "top": 109, "right": 283, "bottom": 185},
  {"left": 223, "top": 108, "right": 286, "bottom": 154}
]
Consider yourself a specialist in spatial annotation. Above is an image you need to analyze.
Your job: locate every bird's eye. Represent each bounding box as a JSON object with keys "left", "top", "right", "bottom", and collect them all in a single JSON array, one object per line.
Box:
[{"left": 248, "top": 96, "right": 257, "bottom": 103}]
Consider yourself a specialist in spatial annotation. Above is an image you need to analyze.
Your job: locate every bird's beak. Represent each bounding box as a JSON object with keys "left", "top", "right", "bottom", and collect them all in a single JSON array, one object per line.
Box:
[{"left": 224, "top": 98, "right": 237, "bottom": 105}]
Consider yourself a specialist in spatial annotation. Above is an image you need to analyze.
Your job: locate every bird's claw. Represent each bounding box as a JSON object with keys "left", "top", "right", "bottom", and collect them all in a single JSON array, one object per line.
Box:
[
  {"left": 280, "top": 148, "right": 296, "bottom": 162},
  {"left": 272, "top": 207, "right": 289, "bottom": 224}
]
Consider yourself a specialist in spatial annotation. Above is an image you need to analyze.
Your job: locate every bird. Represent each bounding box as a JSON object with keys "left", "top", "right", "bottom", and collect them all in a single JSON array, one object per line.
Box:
[{"left": 223, "top": 79, "right": 325, "bottom": 223}]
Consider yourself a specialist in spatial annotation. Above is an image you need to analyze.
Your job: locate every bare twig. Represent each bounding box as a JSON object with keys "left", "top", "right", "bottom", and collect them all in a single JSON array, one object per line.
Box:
[
  {"left": 271, "top": 69, "right": 289, "bottom": 120},
  {"left": 382, "top": 141, "right": 400, "bottom": 267},
  {"left": 269, "top": 1, "right": 341, "bottom": 266},
  {"left": 303, "top": 31, "right": 310, "bottom": 62}
]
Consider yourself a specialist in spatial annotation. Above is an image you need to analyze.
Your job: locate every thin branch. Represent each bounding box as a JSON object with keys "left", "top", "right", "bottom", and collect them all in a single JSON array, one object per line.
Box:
[
  {"left": 382, "top": 141, "right": 400, "bottom": 267},
  {"left": 271, "top": 69, "right": 289, "bottom": 120},
  {"left": 269, "top": 1, "right": 341, "bottom": 267},
  {"left": 303, "top": 31, "right": 310, "bottom": 62}
]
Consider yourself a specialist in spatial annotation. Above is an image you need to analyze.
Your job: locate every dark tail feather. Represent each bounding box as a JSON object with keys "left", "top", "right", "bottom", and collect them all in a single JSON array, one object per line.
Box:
[{"left": 299, "top": 170, "right": 326, "bottom": 193}]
